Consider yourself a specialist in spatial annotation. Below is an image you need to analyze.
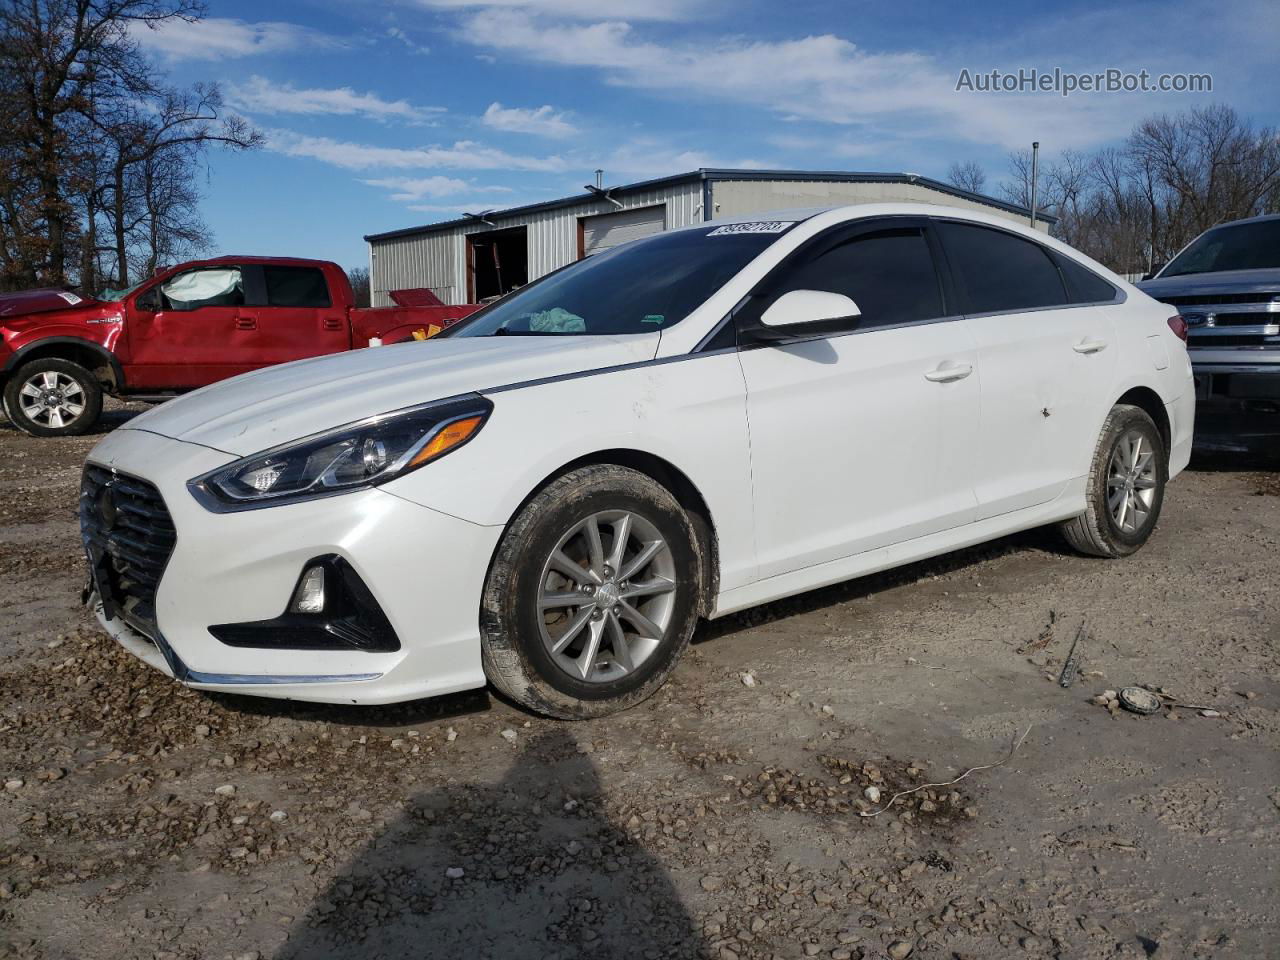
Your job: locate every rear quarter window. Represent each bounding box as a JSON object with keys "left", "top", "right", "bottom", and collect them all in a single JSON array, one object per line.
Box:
[{"left": 1054, "top": 253, "right": 1119, "bottom": 304}]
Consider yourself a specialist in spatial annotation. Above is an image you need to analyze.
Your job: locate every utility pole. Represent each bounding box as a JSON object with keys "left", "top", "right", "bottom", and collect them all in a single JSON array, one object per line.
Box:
[{"left": 1029, "top": 141, "right": 1040, "bottom": 229}]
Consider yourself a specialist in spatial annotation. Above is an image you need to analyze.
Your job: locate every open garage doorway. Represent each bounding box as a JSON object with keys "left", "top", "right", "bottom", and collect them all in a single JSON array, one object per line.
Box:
[{"left": 467, "top": 226, "right": 528, "bottom": 302}]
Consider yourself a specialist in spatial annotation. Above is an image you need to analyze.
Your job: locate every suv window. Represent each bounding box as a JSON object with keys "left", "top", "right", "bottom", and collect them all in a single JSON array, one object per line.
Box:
[
  {"left": 1054, "top": 252, "right": 1118, "bottom": 304},
  {"left": 938, "top": 222, "right": 1068, "bottom": 314},
  {"left": 264, "top": 266, "right": 331, "bottom": 308},
  {"left": 769, "top": 226, "right": 945, "bottom": 329}
]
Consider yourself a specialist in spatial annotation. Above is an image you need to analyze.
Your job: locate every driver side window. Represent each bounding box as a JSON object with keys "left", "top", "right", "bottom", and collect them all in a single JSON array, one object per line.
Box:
[
  {"left": 766, "top": 226, "right": 947, "bottom": 330},
  {"left": 155, "top": 267, "right": 244, "bottom": 312}
]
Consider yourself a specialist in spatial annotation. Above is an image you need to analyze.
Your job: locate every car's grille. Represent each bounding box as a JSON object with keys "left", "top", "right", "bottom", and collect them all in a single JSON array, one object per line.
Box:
[{"left": 80, "top": 465, "right": 177, "bottom": 640}]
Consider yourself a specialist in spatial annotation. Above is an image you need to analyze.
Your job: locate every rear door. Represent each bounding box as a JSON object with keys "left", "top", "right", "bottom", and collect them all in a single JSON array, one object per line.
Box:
[
  {"left": 123, "top": 264, "right": 253, "bottom": 389},
  {"left": 240, "top": 264, "right": 351, "bottom": 365},
  {"left": 934, "top": 220, "right": 1119, "bottom": 518},
  {"left": 736, "top": 217, "right": 981, "bottom": 579}
]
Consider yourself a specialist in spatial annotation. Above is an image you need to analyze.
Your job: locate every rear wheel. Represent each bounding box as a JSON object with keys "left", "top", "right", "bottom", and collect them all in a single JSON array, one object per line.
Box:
[
  {"left": 480, "top": 464, "right": 702, "bottom": 719},
  {"left": 3, "top": 358, "right": 102, "bottom": 437},
  {"left": 1060, "top": 404, "right": 1166, "bottom": 558}
]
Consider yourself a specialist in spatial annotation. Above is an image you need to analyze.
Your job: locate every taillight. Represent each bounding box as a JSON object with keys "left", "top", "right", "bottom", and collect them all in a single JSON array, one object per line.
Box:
[{"left": 1167, "top": 315, "right": 1188, "bottom": 342}]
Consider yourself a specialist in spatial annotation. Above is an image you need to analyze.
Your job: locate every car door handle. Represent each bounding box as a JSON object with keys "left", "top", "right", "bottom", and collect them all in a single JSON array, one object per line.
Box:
[
  {"left": 924, "top": 362, "right": 973, "bottom": 383},
  {"left": 322, "top": 317, "right": 343, "bottom": 331},
  {"left": 1073, "top": 338, "right": 1108, "bottom": 354},
  {"left": 236, "top": 317, "right": 257, "bottom": 331}
]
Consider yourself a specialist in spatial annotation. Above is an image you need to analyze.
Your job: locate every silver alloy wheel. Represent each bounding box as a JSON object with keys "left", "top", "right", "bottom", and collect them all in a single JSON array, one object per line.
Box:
[
  {"left": 537, "top": 510, "right": 677, "bottom": 683},
  {"left": 17, "top": 371, "right": 86, "bottom": 429},
  {"left": 1106, "top": 428, "right": 1158, "bottom": 534}
]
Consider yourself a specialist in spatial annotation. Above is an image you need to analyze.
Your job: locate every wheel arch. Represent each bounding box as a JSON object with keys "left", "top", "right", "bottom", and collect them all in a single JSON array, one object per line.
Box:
[
  {"left": 505, "top": 448, "right": 721, "bottom": 616},
  {"left": 2, "top": 337, "right": 123, "bottom": 392},
  {"left": 1114, "top": 385, "right": 1170, "bottom": 455}
]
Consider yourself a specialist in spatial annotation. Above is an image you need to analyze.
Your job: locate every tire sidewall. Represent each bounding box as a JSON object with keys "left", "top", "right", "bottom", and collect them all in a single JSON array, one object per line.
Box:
[
  {"left": 3, "top": 359, "right": 102, "bottom": 437},
  {"left": 483, "top": 469, "right": 701, "bottom": 714},
  {"left": 1096, "top": 409, "right": 1166, "bottom": 550}
]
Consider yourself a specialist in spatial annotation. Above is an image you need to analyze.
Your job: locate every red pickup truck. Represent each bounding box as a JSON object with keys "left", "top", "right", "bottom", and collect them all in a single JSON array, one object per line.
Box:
[{"left": 0, "top": 256, "right": 479, "bottom": 437}]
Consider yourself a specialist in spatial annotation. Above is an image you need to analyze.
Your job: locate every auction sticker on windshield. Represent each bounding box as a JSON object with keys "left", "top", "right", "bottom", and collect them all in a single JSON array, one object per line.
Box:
[{"left": 707, "top": 221, "right": 795, "bottom": 236}]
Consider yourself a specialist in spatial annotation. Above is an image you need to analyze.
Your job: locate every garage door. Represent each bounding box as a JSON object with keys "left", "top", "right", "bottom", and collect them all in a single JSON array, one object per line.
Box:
[{"left": 580, "top": 205, "right": 666, "bottom": 256}]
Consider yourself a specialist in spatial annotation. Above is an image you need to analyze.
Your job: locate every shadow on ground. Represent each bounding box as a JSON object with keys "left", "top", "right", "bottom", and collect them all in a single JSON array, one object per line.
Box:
[
  {"left": 0, "top": 405, "right": 141, "bottom": 435},
  {"left": 274, "top": 727, "right": 702, "bottom": 960}
]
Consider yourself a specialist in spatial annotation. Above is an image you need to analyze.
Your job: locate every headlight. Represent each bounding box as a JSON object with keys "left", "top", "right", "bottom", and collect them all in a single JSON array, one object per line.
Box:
[{"left": 189, "top": 394, "right": 492, "bottom": 511}]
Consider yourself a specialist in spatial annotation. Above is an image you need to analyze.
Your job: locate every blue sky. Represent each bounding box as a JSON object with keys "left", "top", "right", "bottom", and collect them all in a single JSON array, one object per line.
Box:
[{"left": 133, "top": 0, "right": 1280, "bottom": 270}]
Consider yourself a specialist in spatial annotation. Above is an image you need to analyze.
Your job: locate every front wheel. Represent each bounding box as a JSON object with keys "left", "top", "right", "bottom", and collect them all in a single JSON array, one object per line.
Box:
[
  {"left": 1060, "top": 404, "right": 1167, "bottom": 558},
  {"left": 480, "top": 464, "right": 703, "bottom": 719},
  {"left": 3, "top": 358, "right": 103, "bottom": 437}
]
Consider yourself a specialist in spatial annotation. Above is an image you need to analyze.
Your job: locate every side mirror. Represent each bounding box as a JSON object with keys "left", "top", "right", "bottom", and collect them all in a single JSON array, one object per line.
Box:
[
  {"left": 748, "top": 289, "right": 861, "bottom": 342},
  {"left": 135, "top": 287, "right": 160, "bottom": 312}
]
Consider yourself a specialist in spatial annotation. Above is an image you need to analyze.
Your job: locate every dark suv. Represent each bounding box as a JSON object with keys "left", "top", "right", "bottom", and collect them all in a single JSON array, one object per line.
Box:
[{"left": 1138, "top": 214, "right": 1280, "bottom": 452}]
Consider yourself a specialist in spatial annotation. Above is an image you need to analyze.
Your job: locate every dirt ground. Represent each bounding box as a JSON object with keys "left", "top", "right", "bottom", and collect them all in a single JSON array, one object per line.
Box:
[{"left": 1, "top": 404, "right": 1277, "bottom": 960}]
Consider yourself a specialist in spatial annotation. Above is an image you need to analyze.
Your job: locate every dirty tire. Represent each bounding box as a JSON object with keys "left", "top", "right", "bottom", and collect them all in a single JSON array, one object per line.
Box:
[
  {"left": 481, "top": 465, "right": 702, "bottom": 719},
  {"left": 1060, "top": 403, "right": 1167, "bottom": 558},
  {"left": 3, "top": 358, "right": 102, "bottom": 437}
]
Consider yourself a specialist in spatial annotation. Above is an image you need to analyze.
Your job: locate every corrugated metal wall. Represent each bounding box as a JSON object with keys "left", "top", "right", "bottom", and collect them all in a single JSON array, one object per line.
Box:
[
  {"left": 710, "top": 179, "right": 1052, "bottom": 233},
  {"left": 370, "top": 181, "right": 704, "bottom": 306}
]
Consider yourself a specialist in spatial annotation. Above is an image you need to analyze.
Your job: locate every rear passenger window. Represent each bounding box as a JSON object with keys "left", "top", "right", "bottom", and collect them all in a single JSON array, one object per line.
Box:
[
  {"left": 937, "top": 222, "right": 1068, "bottom": 314},
  {"left": 773, "top": 227, "right": 945, "bottom": 329},
  {"left": 1054, "top": 252, "right": 1118, "bottom": 304},
  {"left": 264, "top": 266, "right": 331, "bottom": 308}
]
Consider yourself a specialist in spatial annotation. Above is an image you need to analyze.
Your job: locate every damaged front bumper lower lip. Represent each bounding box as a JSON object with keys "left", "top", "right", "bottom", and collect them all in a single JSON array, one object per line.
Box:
[{"left": 87, "top": 591, "right": 383, "bottom": 687}]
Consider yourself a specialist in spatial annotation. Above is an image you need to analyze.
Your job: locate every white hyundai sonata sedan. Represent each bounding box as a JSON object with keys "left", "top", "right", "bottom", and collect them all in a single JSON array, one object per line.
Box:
[{"left": 80, "top": 204, "right": 1194, "bottom": 718}]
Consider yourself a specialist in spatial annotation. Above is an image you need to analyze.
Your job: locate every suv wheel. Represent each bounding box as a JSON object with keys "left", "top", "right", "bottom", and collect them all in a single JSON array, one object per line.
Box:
[
  {"left": 1060, "top": 403, "right": 1167, "bottom": 558},
  {"left": 480, "top": 464, "right": 702, "bottom": 719},
  {"left": 3, "top": 358, "right": 103, "bottom": 437}
]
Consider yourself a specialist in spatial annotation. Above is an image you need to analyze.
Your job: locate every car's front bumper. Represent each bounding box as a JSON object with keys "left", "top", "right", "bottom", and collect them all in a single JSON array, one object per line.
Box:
[
  {"left": 1189, "top": 357, "right": 1280, "bottom": 453},
  {"left": 82, "top": 427, "right": 501, "bottom": 704}
]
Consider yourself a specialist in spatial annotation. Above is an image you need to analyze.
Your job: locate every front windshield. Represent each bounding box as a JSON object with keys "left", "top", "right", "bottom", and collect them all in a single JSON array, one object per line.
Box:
[
  {"left": 443, "top": 223, "right": 791, "bottom": 337},
  {"left": 1161, "top": 219, "right": 1280, "bottom": 277},
  {"left": 96, "top": 278, "right": 147, "bottom": 301}
]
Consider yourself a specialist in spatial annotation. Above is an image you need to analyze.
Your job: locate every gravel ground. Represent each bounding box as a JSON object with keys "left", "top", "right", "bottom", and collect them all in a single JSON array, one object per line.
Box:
[{"left": 1, "top": 406, "right": 1278, "bottom": 960}]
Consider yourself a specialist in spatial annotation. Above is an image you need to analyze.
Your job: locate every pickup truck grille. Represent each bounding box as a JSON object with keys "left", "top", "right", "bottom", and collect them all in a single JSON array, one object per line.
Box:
[
  {"left": 1155, "top": 292, "right": 1280, "bottom": 347},
  {"left": 80, "top": 465, "right": 177, "bottom": 640}
]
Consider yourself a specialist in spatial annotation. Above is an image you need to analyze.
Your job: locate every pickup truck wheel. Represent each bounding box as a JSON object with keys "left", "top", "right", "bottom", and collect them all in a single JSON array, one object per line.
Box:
[
  {"left": 480, "top": 464, "right": 702, "bottom": 719},
  {"left": 1060, "top": 404, "right": 1167, "bottom": 558},
  {"left": 3, "top": 359, "right": 102, "bottom": 437}
]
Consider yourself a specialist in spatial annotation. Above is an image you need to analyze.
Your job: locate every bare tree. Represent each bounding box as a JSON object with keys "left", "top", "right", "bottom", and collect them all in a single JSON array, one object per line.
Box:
[
  {"left": 946, "top": 160, "right": 987, "bottom": 195},
  {"left": 997, "top": 106, "right": 1280, "bottom": 275},
  {"left": 0, "top": 0, "right": 260, "bottom": 292},
  {"left": 347, "top": 266, "right": 371, "bottom": 308}
]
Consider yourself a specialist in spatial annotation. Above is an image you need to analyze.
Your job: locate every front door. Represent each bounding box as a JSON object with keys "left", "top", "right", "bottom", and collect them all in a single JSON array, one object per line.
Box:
[
  {"left": 737, "top": 218, "right": 981, "bottom": 580},
  {"left": 124, "top": 264, "right": 256, "bottom": 389}
]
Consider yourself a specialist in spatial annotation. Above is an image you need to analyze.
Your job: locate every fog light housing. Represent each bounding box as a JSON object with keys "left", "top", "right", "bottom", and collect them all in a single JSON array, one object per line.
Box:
[
  {"left": 209, "top": 555, "right": 400, "bottom": 652},
  {"left": 290, "top": 565, "right": 326, "bottom": 614}
]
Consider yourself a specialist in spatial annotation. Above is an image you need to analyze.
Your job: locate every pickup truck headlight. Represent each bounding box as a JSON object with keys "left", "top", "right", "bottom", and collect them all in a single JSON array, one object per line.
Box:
[{"left": 189, "top": 395, "right": 492, "bottom": 511}]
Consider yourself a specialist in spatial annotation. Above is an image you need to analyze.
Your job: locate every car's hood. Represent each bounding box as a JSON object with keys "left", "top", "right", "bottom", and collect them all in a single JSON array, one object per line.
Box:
[
  {"left": 1138, "top": 268, "right": 1280, "bottom": 301},
  {"left": 124, "top": 333, "right": 660, "bottom": 455},
  {"left": 0, "top": 287, "right": 99, "bottom": 318}
]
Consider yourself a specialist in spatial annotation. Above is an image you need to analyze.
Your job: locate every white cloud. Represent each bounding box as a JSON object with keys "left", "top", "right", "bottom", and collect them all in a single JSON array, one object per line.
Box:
[
  {"left": 482, "top": 102, "right": 578, "bottom": 138},
  {"left": 228, "top": 76, "right": 443, "bottom": 124},
  {"left": 451, "top": 10, "right": 1214, "bottom": 150},
  {"left": 361, "top": 176, "right": 471, "bottom": 201},
  {"left": 417, "top": 0, "right": 702, "bottom": 22},
  {"left": 265, "top": 129, "right": 568, "bottom": 172},
  {"left": 134, "top": 17, "right": 342, "bottom": 61},
  {"left": 387, "top": 26, "right": 431, "bottom": 55}
]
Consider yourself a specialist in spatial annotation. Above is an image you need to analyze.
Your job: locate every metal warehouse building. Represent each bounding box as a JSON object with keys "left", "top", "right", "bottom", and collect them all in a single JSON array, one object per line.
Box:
[{"left": 364, "top": 169, "right": 1054, "bottom": 307}]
